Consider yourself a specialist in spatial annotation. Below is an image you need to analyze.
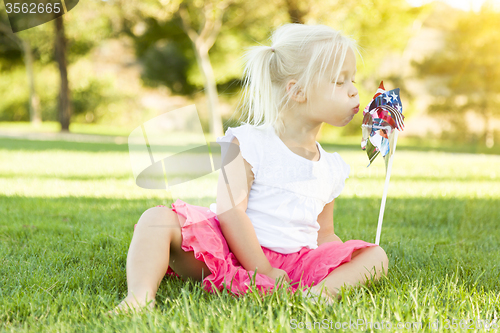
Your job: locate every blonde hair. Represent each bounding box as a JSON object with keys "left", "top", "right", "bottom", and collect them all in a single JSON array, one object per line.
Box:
[{"left": 231, "top": 23, "right": 357, "bottom": 137}]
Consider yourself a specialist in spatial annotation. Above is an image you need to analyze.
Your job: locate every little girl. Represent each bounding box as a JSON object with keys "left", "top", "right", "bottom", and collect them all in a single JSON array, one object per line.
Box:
[{"left": 110, "top": 23, "right": 388, "bottom": 314}]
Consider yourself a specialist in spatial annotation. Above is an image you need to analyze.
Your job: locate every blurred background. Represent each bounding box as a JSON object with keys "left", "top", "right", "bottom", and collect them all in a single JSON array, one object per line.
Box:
[{"left": 1, "top": 0, "right": 499, "bottom": 151}]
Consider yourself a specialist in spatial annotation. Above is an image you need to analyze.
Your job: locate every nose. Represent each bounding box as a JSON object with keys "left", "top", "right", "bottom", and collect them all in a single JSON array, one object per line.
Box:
[{"left": 349, "top": 85, "right": 358, "bottom": 98}]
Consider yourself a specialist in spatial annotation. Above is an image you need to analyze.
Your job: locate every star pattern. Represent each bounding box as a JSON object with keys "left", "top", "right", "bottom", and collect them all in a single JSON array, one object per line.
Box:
[
  {"left": 361, "top": 81, "right": 405, "bottom": 167},
  {"left": 382, "top": 89, "right": 402, "bottom": 114}
]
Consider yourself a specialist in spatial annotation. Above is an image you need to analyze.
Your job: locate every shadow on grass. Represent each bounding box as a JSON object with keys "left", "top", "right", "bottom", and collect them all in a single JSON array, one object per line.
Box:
[
  {"left": 2, "top": 137, "right": 500, "bottom": 155},
  {"left": 0, "top": 138, "right": 196, "bottom": 154}
]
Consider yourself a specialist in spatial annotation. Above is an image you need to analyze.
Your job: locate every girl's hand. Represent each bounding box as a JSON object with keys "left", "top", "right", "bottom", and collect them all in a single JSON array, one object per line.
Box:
[{"left": 263, "top": 267, "right": 291, "bottom": 285}]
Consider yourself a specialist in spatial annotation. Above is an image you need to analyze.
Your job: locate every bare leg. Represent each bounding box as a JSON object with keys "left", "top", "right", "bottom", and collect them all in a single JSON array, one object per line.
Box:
[
  {"left": 310, "top": 245, "right": 389, "bottom": 301},
  {"left": 108, "top": 207, "right": 210, "bottom": 315}
]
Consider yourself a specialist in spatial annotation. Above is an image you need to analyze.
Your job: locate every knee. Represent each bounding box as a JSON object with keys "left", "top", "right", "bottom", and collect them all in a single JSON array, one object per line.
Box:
[
  {"left": 372, "top": 246, "right": 389, "bottom": 275},
  {"left": 138, "top": 207, "right": 180, "bottom": 228}
]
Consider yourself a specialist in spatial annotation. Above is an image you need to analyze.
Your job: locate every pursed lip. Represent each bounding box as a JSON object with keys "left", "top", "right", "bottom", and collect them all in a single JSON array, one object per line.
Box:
[{"left": 352, "top": 104, "right": 360, "bottom": 114}]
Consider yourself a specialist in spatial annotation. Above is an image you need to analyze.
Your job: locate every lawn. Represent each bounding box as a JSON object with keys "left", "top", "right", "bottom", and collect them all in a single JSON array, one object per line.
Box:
[{"left": 0, "top": 128, "right": 499, "bottom": 332}]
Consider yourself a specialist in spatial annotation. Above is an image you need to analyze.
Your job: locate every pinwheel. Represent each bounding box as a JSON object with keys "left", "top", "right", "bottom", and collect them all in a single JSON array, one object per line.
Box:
[{"left": 361, "top": 81, "right": 405, "bottom": 245}]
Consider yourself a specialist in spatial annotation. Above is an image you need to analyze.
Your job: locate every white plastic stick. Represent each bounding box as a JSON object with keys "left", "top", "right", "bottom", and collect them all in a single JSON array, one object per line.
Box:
[{"left": 375, "top": 130, "right": 399, "bottom": 245}]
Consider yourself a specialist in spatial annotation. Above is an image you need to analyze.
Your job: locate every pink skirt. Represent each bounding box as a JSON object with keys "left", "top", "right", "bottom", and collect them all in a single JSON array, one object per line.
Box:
[{"left": 134, "top": 199, "right": 378, "bottom": 297}]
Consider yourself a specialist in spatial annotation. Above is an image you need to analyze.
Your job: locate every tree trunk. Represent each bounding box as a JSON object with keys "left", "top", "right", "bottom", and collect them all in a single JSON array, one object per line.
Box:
[
  {"left": 22, "top": 40, "right": 42, "bottom": 126},
  {"left": 54, "top": 16, "right": 71, "bottom": 132},
  {"left": 0, "top": 22, "right": 42, "bottom": 126},
  {"left": 178, "top": 1, "right": 228, "bottom": 139},
  {"left": 195, "top": 46, "right": 223, "bottom": 138}
]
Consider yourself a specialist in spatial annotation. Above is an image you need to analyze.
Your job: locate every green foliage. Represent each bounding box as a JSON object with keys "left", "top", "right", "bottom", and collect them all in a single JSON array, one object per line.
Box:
[
  {"left": 71, "top": 75, "right": 116, "bottom": 122},
  {"left": 0, "top": 11, "right": 23, "bottom": 68},
  {"left": 130, "top": 17, "right": 198, "bottom": 95},
  {"left": 0, "top": 65, "right": 54, "bottom": 122},
  {"left": 0, "top": 58, "right": 143, "bottom": 127},
  {"left": 0, "top": 0, "right": 124, "bottom": 123},
  {"left": 0, "top": 66, "right": 38, "bottom": 121},
  {"left": 0, "top": 1, "right": 116, "bottom": 68},
  {"left": 67, "top": 58, "right": 153, "bottom": 128},
  {"left": 63, "top": 2, "right": 117, "bottom": 64},
  {"left": 126, "top": 1, "right": 283, "bottom": 95},
  {"left": 413, "top": 7, "right": 500, "bottom": 144}
]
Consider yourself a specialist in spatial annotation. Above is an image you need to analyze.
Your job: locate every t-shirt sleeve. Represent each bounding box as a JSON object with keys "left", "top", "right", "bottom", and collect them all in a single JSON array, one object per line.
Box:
[
  {"left": 327, "top": 153, "right": 350, "bottom": 203},
  {"left": 216, "top": 125, "right": 260, "bottom": 178}
]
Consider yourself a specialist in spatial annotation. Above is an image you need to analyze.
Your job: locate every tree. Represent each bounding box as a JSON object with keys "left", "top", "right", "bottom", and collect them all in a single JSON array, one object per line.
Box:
[
  {"left": 109, "top": 0, "right": 242, "bottom": 138},
  {"left": 413, "top": 6, "right": 500, "bottom": 147},
  {"left": 178, "top": 0, "right": 233, "bottom": 138},
  {"left": 54, "top": 16, "right": 71, "bottom": 132},
  {"left": 1, "top": 2, "right": 116, "bottom": 125},
  {"left": 0, "top": 21, "right": 41, "bottom": 125}
]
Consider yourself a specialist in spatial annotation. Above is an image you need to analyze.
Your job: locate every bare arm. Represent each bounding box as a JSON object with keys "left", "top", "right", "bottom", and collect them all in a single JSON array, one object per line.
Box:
[
  {"left": 317, "top": 199, "right": 343, "bottom": 246},
  {"left": 219, "top": 209, "right": 274, "bottom": 275},
  {"left": 215, "top": 137, "right": 273, "bottom": 275}
]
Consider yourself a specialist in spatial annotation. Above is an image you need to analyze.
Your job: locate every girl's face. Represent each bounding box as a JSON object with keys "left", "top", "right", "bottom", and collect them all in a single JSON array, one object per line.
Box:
[{"left": 308, "top": 47, "right": 359, "bottom": 127}]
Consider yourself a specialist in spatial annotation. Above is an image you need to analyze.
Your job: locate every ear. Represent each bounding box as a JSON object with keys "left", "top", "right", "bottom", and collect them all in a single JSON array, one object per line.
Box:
[{"left": 286, "top": 79, "right": 306, "bottom": 103}]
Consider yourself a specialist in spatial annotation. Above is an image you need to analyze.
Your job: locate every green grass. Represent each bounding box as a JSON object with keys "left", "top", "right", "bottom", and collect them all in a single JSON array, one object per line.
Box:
[{"left": 0, "top": 133, "right": 499, "bottom": 332}]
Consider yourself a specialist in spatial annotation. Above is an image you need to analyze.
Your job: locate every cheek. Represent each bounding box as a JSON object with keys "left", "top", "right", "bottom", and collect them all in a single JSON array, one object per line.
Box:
[{"left": 332, "top": 88, "right": 345, "bottom": 100}]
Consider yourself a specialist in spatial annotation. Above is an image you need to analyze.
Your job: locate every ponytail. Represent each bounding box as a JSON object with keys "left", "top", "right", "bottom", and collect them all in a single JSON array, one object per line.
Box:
[
  {"left": 232, "top": 23, "right": 357, "bottom": 137},
  {"left": 238, "top": 45, "right": 277, "bottom": 130}
]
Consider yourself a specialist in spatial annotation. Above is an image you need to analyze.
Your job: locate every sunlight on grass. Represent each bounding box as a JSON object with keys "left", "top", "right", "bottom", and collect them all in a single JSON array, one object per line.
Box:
[{"left": 0, "top": 146, "right": 498, "bottom": 200}]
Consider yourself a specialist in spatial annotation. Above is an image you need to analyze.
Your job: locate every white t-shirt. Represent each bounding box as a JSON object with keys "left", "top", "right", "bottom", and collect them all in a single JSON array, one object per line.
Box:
[{"left": 209, "top": 123, "right": 350, "bottom": 254}]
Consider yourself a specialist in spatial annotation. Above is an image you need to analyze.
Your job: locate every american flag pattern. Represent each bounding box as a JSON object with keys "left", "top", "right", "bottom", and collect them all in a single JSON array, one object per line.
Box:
[{"left": 361, "top": 81, "right": 405, "bottom": 166}]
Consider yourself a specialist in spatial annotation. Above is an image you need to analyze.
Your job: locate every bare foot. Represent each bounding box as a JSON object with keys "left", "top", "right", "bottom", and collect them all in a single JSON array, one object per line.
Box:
[{"left": 106, "top": 295, "right": 156, "bottom": 316}]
